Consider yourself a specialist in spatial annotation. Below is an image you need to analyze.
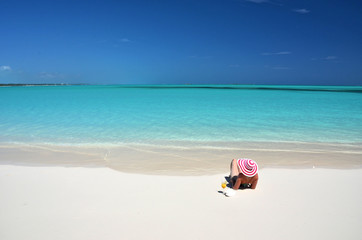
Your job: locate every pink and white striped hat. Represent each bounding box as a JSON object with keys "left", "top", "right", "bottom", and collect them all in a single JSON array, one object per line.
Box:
[{"left": 237, "top": 159, "right": 258, "bottom": 177}]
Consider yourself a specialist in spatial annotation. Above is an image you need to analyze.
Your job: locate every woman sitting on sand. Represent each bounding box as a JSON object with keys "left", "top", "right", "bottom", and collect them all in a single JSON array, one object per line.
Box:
[{"left": 225, "top": 158, "right": 259, "bottom": 196}]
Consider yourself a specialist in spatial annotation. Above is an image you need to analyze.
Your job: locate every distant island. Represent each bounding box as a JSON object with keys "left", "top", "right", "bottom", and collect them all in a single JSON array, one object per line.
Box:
[{"left": 0, "top": 83, "right": 87, "bottom": 87}]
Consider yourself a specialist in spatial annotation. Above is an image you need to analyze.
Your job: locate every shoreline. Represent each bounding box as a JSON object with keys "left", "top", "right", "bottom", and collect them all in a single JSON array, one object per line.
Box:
[
  {"left": 0, "top": 83, "right": 87, "bottom": 87},
  {"left": 1, "top": 141, "right": 361, "bottom": 175}
]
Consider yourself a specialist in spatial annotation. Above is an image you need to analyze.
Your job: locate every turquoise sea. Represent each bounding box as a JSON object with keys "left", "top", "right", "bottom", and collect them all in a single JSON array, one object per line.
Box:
[{"left": 0, "top": 85, "right": 361, "bottom": 146}]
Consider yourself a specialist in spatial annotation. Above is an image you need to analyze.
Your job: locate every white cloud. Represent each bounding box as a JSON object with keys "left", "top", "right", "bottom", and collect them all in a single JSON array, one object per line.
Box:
[
  {"left": 272, "top": 66, "right": 290, "bottom": 70},
  {"left": 245, "top": 0, "right": 268, "bottom": 3},
  {"left": 120, "top": 38, "right": 131, "bottom": 43},
  {"left": 39, "top": 72, "right": 56, "bottom": 79},
  {"left": 310, "top": 56, "right": 338, "bottom": 61},
  {"left": 262, "top": 51, "right": 291, "bottom": 56},
  {"left": 39, "top": 72, "right": 66, "bottom": 80},
  {"left": 264, "top": 65, "right": 292, "bottom": 70},
  {"left": 277, "top": 51, "right": 291, "bottom": 55},
  {"left": 188, "top": 55, "right": 213, "bottom": 59},
  {"left": 293, "top": 8, "right": 310, "bottom": 14},
  {"left": 265, "top": 65, "right": 290, "bottom": 70},
  {"left": 0, "top": 65, "right": 12, "bottom": 71},
  {"left": 324, "top": 56, "right": 337, "bottom": 60},
  {"left": 244, "top": 0, "right": 283, "bottom": 6}
]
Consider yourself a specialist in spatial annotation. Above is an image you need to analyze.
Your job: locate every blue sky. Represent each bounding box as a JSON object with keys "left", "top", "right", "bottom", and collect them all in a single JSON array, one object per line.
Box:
[{"left": 1, "top": 0, "right": 361, "bottom": 85}]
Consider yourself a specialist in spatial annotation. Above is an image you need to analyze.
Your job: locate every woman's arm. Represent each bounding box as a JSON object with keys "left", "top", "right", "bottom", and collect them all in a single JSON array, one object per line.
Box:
[
  {"left": 232, "top": 174, "right": 243, "bottom": 190},
  {"left": 250, "top": 174, "right": 259, "bottom": 189}
]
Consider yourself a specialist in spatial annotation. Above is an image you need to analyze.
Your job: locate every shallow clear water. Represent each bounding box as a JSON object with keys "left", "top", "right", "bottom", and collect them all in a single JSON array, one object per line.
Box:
[{"left": 0, "top": 85, "right": 361, "bottom": 145}]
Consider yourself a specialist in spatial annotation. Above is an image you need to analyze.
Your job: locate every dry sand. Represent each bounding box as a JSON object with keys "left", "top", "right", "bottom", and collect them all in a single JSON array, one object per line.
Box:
[{"left": 0, "top": 165, "right": 361, "bottom": 240}]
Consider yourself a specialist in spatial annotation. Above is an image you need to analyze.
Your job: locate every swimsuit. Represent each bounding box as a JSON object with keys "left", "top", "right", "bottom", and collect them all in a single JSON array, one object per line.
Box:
[{"left": 231, "top": 176, "right": 252, "bottom": 189}]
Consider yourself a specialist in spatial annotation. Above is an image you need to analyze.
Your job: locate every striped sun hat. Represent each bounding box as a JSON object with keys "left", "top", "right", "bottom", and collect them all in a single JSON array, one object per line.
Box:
[{"left": 237, "top": 159, "right": 258, "bottom": 177}]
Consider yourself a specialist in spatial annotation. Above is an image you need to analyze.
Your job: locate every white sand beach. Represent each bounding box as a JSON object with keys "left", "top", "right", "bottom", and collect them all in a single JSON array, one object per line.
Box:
[{"left": 0, "top": 165, "right": 361, "bottom": 240}]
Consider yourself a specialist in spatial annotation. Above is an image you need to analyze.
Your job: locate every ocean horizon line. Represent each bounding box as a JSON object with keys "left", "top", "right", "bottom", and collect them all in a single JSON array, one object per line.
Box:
[
  {"left": 1, "top": 83, "right": 362, "bottom": 86},
  {"left": 2, "top": 83, "right": 362, "bottom": 92}
]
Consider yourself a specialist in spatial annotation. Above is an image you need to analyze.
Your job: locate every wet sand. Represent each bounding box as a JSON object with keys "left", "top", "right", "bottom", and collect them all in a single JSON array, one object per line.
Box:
[{"left": 1, "top": 141, "right": 361, "bottom": 175}]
